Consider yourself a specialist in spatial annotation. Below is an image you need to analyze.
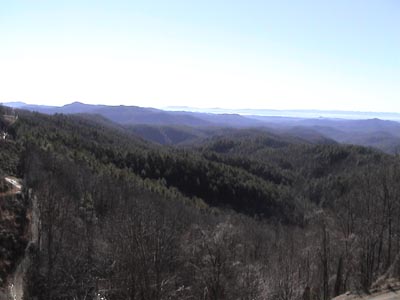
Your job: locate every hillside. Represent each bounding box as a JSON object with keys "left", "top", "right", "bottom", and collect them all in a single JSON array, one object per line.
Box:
[
  {"left": 1, "top": 107, "right": 400, "bottom": 300},
  {"left": 127, "top": 125, "right": 208, "bottom": 145},
  {"left": 6, "top": 102, "right": 400, "bottom": 153}
]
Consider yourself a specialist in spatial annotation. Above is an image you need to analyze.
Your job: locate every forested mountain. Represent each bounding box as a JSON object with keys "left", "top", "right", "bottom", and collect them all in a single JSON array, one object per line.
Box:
[
  {"left": 127, "top": 125, "right": 209, "bottom": 145},
  {"left": 5, "top": 102, "right": 262, "bottom": 127},
  {"left": 5, "top": 102, "right": 400, "bottom": 153},
  {"left": 1, "top": 106, "right": 400, "bottom": 300}
]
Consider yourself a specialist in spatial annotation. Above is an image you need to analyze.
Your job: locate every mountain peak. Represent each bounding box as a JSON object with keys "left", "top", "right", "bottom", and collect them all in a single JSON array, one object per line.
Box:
[
  {"left": 1, "top": 101, "right": 27, "bottom": 108},
  {"left": 64, "top": 101, "right": 89, "bottom": 107}
]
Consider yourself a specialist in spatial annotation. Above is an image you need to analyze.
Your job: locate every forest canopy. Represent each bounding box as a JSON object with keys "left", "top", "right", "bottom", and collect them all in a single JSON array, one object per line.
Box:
[{"left": 1, "top": 108, "right": 400, "bottom": 300}]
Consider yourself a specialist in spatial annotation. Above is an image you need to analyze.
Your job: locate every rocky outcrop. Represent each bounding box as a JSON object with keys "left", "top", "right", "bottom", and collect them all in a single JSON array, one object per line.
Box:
[{"left": 0, "top": 179, "right": 38, "bottom": 300}]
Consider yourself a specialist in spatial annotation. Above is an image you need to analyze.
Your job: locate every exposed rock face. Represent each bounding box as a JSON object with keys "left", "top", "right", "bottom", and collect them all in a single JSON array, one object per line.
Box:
[
  {"left": 0, "top": 179, "right": 38, "bottom": 300},
  {"left": 0, "top": 186, "right": 27, "bottom": 293},
  {"left": 8, "top": 192, "right": 39, "bottom": 300}
]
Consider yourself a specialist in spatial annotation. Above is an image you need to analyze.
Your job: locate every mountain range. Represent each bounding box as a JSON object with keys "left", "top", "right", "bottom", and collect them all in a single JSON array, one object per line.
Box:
[
  {"left": 2, "top": 101, "right": 400, "bottom": 299},
  {"left": 3, "top": 101, "right": 400, "bottom": 153}
]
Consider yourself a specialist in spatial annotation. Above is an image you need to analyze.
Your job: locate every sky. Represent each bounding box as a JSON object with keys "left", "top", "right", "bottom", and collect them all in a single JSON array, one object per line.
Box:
[{"left": 0, "top": 0, "right": 399, "bottom": 112}]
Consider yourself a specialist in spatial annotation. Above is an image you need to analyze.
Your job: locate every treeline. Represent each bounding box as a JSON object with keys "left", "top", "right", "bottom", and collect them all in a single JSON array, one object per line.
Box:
[{"left": 2, "top": 109, "right": 400, "bottom": 299}]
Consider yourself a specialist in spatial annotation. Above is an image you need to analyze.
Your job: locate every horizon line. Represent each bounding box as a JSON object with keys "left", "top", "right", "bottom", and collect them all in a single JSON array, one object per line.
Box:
[{"left": 2, "top": 100, "right": 400, "bottom": 117}]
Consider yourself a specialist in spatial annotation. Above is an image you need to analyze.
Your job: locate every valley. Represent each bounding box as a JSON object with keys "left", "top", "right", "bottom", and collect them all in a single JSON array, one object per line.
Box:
[{"left": 1, "top": 104, "right": 400, "bottom": 299}]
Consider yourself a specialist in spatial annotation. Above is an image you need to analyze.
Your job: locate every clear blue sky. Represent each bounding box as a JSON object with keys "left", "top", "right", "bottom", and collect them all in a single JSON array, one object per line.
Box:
[{"left": 0, "top": 0, "right": 399, "bottom": 111}]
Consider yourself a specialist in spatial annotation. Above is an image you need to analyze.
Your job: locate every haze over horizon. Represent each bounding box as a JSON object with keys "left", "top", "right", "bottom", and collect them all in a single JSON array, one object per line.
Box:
[
  {"left": 5, "top": 100, "right": 400, "bottom": 122},
  {"left": 1, "top": 1, "right": 399, "bottom": 112}
]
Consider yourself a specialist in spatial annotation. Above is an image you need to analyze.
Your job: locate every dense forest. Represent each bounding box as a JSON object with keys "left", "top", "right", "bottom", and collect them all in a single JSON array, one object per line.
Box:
[
  {"left": 2, "top": 106, "right": 400, "bottom": 300},
  {"left": 9, "top": 102, "right": 400, "bottom": 154}
]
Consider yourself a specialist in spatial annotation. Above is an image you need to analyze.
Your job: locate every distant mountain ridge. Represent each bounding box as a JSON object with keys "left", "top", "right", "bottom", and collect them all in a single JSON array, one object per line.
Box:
[
  {"left": 6, "top": 101, "right": 400, "bottom": 121},
  {"left": 3, "top": 101, "right": 400, "bottom": 153},
  {"left": 3, "top": 102, "right": 263, "bottom": 128},
  {"left": 165, "top": 106, "right": 400, "bottom": 121}
]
